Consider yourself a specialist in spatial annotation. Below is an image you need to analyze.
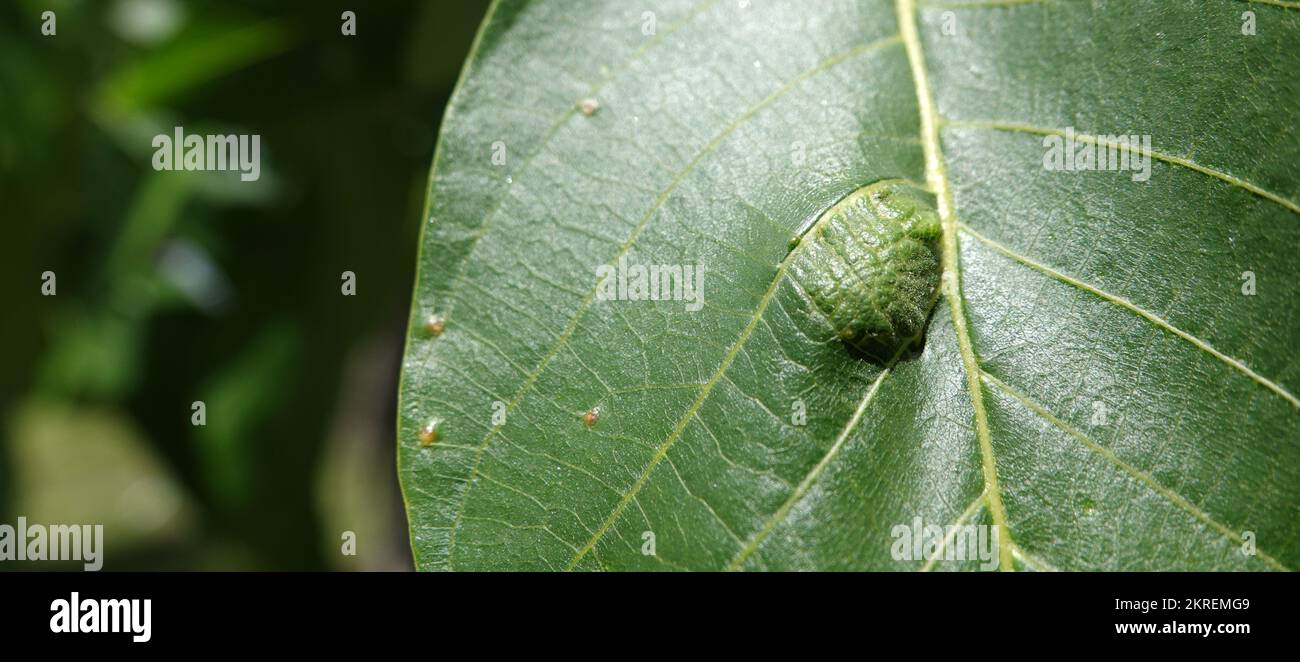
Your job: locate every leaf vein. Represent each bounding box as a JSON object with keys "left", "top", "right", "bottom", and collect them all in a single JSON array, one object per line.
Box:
[
  {"left": 960, "top": 222, "right": 1300, "bottom": 408},
  {"left": 982, "top": 371, "right": 1290, "bottom": 571},
  {"left": 945, "top": 119, "right": 1300, "bottom": 216},
  {"left": 920, "top": 492, "right": 988, "bottom": 571},
  {"left": 725, "top": 358, "right": 898, "bottom": 570},
  {"left": 447, "top": 33, "right": 907, "bottom": 569}
]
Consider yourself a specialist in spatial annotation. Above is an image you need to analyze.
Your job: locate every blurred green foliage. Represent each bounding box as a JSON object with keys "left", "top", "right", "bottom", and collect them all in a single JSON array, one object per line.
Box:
[{"left": 1, "top": 0, "right": 488, "bottom": 569}]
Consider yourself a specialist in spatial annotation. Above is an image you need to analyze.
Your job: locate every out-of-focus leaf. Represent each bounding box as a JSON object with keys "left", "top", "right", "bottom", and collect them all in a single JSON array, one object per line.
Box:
[
  {"left": 316, "top": 337, "right": 410, "bottom": 571},
  {"left": 8, "top": 399, "right": 197, "bottom": 561},
  {"left": 195, "top": 325, "right": 298, "bottom": 509},
  {"left": 96, "top": 19, "right": 293, "bottom": 119}
]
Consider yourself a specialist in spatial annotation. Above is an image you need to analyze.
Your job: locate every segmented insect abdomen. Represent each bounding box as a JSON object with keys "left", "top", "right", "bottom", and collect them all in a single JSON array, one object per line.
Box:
[{"left": 789, "top": 182, "right": 942, "bottom": 359}]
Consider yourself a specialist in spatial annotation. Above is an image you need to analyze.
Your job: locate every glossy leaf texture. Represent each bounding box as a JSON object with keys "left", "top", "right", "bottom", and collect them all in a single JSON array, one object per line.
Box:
[{"left": 398, "top": 0, "right": 1300, "bottom": 571}]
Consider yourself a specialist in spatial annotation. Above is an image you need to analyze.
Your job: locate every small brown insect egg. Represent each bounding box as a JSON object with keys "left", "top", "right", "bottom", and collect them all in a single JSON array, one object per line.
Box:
[
  {"left": 418, "top": 419, "right": 442, "bottom": 447},
  {"left": 578, "top": 98, "right": 600, "bottom": 117},
  {"left": 582, "top": 406, "right": 601, "bottom": 428},
  {"left": 424, "top": 315, "right": 445, "bottom": 337}
]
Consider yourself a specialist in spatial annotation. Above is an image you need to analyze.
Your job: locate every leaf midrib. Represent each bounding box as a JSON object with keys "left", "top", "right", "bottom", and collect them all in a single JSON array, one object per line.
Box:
[
  {"left": 897, "top": 0, "right": 1017, "bottom": 572},
  {"left": 899, "top": 0, "right": 1299, "bottom": 574}
]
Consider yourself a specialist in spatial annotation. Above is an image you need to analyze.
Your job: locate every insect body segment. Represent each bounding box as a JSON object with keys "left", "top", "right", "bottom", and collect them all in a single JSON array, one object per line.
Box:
[
  {"left": 419, "top": 418, "right": 443, "bottom": 447},
  {"left": 789, "top": 182, "right": 942, "bottom": 360},
  {"left": 582, "top": 406, "right": 601, "bottom": 428}
]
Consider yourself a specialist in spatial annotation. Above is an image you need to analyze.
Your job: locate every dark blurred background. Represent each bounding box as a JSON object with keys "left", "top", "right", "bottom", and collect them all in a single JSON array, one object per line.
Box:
[{"left": 0, "top": 0, "right": 489, "bottom": 570}]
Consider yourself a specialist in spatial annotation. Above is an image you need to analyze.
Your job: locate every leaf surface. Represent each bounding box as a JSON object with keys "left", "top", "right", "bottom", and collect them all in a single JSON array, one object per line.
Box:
[{"left": 398, "top": 0, "right": 1300, "bottom": 570}]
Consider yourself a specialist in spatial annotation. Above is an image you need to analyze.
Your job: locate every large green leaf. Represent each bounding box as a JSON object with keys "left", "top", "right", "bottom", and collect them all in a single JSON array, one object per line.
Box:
[{"left": 397, "top": 0, "right": 1300, "bottom": 571}]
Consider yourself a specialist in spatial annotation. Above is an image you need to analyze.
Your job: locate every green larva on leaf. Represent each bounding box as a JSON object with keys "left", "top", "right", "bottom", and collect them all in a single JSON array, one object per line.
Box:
[{"left": 789, "top": 181, "right": 943, "bottom": 360}]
